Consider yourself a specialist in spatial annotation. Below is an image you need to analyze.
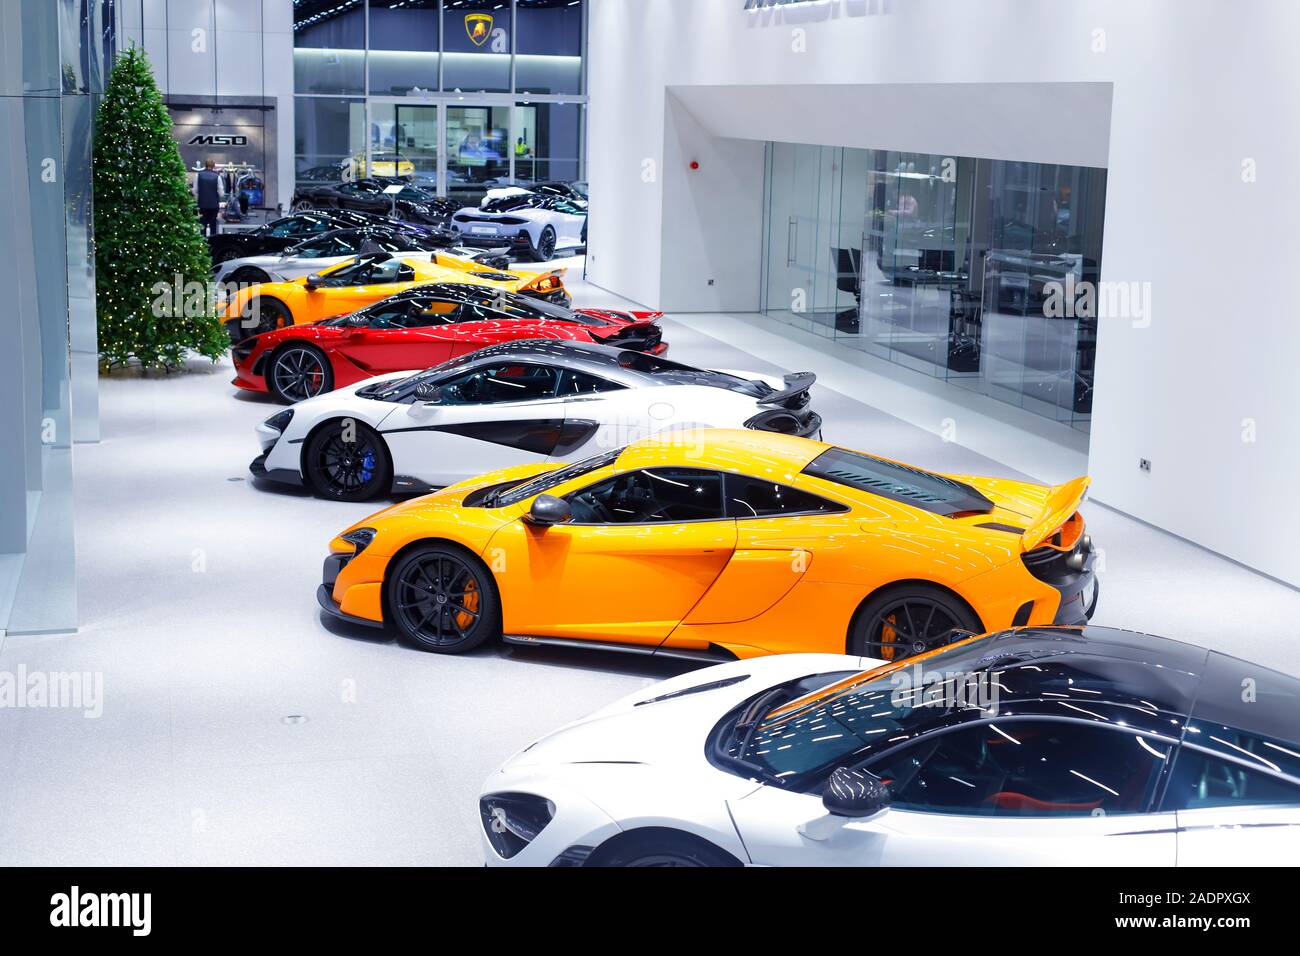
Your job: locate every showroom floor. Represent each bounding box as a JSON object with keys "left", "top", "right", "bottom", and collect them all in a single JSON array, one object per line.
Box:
[{"left": 2, "top": 261, "right": 1299, "bottom": 866}]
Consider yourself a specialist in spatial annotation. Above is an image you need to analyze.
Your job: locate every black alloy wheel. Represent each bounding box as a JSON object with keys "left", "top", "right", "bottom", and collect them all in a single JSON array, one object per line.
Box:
[
  {"left": 304, "top": 420, "right": 390, "bottom": 502},
  {"left": 531, "top": 226, "right": 557, "bottom": 262},
  {"left": 851, "top": 585, "right": 982, "bottom": 662},
  {"left": 293, "top": 199, "right": 314, "bottom": 212},
  {"left": 387, "top": 546, "right": 500, "bottom": 653},
  {"left": 595, "top": 835, "right": 740, "bottom": 868},
  {"left": 269, "top": 345, "right": 333, "bottom": 403},
  {"left": 247, "top": 296, "right": 292, "bottom": 336}
]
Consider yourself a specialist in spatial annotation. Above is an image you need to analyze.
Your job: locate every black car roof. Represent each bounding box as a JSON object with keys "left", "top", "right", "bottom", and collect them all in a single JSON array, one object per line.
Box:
[{"left": 873, "top": 626, "right": 1300, "bottom": 747}]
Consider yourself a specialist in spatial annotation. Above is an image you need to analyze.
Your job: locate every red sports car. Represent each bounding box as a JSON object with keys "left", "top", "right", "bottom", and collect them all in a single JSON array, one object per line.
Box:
[{"left": 232, "top": 283, "right": 667, "bottom": 403}]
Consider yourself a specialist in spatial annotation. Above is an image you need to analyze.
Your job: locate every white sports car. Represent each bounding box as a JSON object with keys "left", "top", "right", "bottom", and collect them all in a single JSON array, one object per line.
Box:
[
  {"left": 449, "top": 186, "right": 587, "bottom": 262},
  {"left": 251, "top": 340, "right": 821, "bottom": 501},
  {"left": 214, "top": 227, "right": 502, "bottom": 287},
  {"left": 478, "top": 626, "right": 1300, "bottom": 866}
]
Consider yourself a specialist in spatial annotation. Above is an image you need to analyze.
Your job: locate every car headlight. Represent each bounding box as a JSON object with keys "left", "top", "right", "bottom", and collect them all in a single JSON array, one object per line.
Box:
[
  {"left": 479, "top": 792, "right": 555, "bottom": 860},
  {"left": 264, "top": 409, "right": 294, "bottom": 432},
  {"left": 340, "top": 527, "right": 376, "bottom": 555}
]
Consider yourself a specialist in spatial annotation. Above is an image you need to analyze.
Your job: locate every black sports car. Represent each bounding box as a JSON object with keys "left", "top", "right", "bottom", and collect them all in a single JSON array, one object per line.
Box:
[
  {"left": 291, "top": 178, "right": 459, "bottom": 228},
  {"left": 209, "top": 212, "right": 373, "bottom": 265}
]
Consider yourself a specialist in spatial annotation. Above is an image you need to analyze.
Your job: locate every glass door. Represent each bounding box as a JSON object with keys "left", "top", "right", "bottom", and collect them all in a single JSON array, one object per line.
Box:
[
  {"left": 445, "top": 104, "right": 512, "bottom": 205},
  {"left": 369, "top": 101, "right": 439, "bottom": 187},
  {"left": 764, "top": 142, "right": 830, "bottom": 336}
]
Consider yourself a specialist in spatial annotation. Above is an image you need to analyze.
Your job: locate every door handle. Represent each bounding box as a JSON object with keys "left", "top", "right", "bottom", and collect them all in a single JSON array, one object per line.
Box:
[{"left": 787, "top": 216, "right": 798, "bottom": 266}]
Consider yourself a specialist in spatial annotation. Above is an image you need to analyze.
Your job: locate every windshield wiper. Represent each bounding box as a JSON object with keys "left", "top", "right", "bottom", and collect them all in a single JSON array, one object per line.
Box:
[{"left": 713, "top": 678, "right": 816, "bottom": 786}]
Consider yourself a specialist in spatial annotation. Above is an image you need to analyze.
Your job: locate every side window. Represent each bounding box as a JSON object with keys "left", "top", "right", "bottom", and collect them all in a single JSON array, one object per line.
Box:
[
  {"left": 724, "top": 473, "right": 846, "bottom": 518},
  {"left": 337, "top": 183, "right": 358, "bottom": 195},
  {"left": 268, "top": 218, "right": 323, "bottom": 238},
  {"left": 1161, "top": 748, "right": 1300, "bottom": 811},
  {"left": 567, "top": 468, "right": 725, "bottom": 525},
  {"left": 435, "top": 363, "right": 560, "bottom": 405},
  {"left": 299, "top": 236, "right": 347, "bottom": 259},
  {"left": 321, "top": 259, "right": 412, "bottom": 288},
  {"left": 864, "top": 720, "right": 1169, "bottom": 817},
  {"left": 559, "top": 370, "right": 625, "bottom": 396}
]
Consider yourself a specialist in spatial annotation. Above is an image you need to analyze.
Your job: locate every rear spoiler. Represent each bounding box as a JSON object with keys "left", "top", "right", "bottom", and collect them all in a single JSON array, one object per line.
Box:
[
  {"left": 758, "top": 371, "right": 817, "bottom": 407},
  {"left": 1021, "top": 476, "right": 1090, "bottom": 551}
]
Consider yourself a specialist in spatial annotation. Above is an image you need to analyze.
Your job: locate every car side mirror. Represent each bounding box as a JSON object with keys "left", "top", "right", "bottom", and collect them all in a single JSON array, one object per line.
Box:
[
  {"left": 525, "top": 494, "right": 572, "bottom": 527},
  {"left": 345, "top": 313, "right": 368, "bottom": 328},
  {"left": 304, "top": 274, "right": 324, "bottom": 290},
  {"left": 822, "top": 767, "right": 891, "bottom": 818},
  {"left": 413, "top": 382, "right": 441, "bottom": 403}
]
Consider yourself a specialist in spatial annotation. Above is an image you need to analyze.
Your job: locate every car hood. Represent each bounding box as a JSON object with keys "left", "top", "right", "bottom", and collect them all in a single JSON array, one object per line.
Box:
[{"left": 503, "top": 653, "right": 876, "bottom": 772}]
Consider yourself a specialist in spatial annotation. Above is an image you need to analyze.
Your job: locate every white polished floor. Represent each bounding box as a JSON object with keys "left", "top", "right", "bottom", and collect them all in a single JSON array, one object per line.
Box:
[{"left": 2, "top": 266, "right": 1299, "bottom": 866}]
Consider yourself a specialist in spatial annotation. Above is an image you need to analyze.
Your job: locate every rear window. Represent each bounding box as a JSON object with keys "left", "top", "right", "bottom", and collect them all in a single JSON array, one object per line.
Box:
[{"left": 803, "top": 447, "right": 994, "bottom": 516}]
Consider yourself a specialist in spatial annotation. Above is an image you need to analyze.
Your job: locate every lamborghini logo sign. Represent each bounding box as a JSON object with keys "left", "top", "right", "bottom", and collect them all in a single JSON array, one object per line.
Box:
[{"left": 465, "top": 13, "right": 493, "bottom": 46}]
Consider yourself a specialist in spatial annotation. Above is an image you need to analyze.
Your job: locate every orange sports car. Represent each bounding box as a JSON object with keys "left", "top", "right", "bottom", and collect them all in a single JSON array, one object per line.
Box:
[
  {"left": 222, "top": 251, "right": 567, "bottom": 340},
  {"left": 317, "top": 430, "right": 1098, "bottom": 661}
]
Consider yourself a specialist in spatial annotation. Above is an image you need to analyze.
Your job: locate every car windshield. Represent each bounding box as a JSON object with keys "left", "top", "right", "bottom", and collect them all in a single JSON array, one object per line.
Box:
[
  {"left": 717, "top": 633, "right": 1003, "bottom": 786},
  {"left": 803, "top": 447, "right": 995, "bottom": 517},
  {"left": 493, "top": 448, "right": 624, "bottom": 507}
]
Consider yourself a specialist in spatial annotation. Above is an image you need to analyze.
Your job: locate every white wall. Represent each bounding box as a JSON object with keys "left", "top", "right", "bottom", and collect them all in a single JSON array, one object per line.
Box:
[
  {"left": 587, "top": 0, "right": 1300, "bottom": 588},
  {"left": 117, "top": 0, "right": 294, "bottom": 209}
]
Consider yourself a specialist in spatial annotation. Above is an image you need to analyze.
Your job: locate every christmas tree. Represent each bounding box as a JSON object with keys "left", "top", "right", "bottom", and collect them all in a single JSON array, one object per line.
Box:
[{"left": 93, "top": 46, "right": 227, "bottom": 370}]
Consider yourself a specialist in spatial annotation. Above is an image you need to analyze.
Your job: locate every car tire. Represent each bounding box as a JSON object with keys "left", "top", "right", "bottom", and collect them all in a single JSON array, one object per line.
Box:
[
  {"left": 212, "top": 245, "right": 239, "bottom": 264},
  {"left": 530, "top": 226, "right": 557, "bottom": 262},
  {"left": 227, "top": 266, "right": 272, "bottom": 286},
  {"left": 849, "top": 584, "right": 982, "bottom": 663},
  {"left": 268, "top": 344, "right": 333, "bottom": 404},
  {"left": 386, "top": 543, "right": 501, "bottom": 654},
  {"left": 247, "top": 296, "right": 293, "bottom": 336},
  {"left": 303, "top": 419, "right": 391, "bottom": 502},
  {"left": 293, "top": 199, "right": 314, "bottom": 212},
  {"left": 594, "top": 832, "right": 741, "bottom": 868}
]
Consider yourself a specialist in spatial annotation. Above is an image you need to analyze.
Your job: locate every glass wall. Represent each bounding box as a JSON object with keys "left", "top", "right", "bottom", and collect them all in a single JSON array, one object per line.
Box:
[
  {"left": 294, "top": 0, "right": 587, "bottom": 201},
  {"left": 0, "top": 0, "right": 105, "bottom": 634},
  {"left": 762, "top": 142, "right": 1106, "bottom": 431}
]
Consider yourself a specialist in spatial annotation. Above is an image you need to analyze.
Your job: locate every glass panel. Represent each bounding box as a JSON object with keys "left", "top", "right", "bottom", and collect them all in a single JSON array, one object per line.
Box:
[
  {"left": 446, "top": 104, "right": 511, "bottom": 203},
  {"left": 368, "top": 0, "right": 441, "bottom": 97},
  {"left": 0, "top": 0, "right": 79, "bottom": 633},
  {"left": 442, "top": 0, "right": 512, "bottom": 93},
  {"left": 369, "top": 102, "right": 439, "bottom": 186},
  {"left": 293, "top": 0, "right": 367, "bottom": 95},
  {"left": 516, "top": 0, "right": 584, "bottom": 96},
  {"left": 763, "top": 142, "right": 830, "bottom": 338},
  {"left": 764, "top": 142, "right": 1106, "bottom": 432},
  {"left": 512, "top": 102, "right": 582, "bottom": 184},
  {"left": 294, "top": 95, "right": 365, "bottom": 191}
]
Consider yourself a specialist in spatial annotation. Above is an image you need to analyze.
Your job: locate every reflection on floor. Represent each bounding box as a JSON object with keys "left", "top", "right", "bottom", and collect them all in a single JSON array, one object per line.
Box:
[{"left": 0, "top": 262, "right": 1297, "bottom": 865}]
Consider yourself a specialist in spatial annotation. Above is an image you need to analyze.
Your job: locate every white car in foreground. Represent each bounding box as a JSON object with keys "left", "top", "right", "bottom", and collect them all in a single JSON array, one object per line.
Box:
[
  {"left": 449, "top": 186, "right": 586, "bottom": 261},
  {"left": 478, "top": 626, "right": 1300, "bottom": 866},
  {"left": 251, "top": 340, "right": 821, "bottom": 501}
]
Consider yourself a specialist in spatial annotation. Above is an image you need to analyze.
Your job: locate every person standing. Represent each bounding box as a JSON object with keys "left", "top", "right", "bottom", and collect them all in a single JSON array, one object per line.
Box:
[{"left": 194, "top": 159, "right": 225, "bottom": 237}]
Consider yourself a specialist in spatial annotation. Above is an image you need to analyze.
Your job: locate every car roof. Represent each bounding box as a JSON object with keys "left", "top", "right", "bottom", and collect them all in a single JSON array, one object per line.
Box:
[
  {"left": 822, "top": 626, "right": 1300, "bottom": 748},
  {"left": 616, "top": 428, "right": 831, "bottom": 474},
  {"left": 445, "top": 338, "right": 642, "bottom": 370}
]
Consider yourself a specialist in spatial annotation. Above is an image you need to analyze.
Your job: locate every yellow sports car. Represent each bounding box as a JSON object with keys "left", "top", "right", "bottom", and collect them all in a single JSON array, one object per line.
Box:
[
  {"left": 345, "top": 152, "right": 417, "bottom": 179},
  {"left": 222, "top": 251, "right": 568, "bottom": 339},
  {"left": 318, "top": 429, "right": 1098, "bottom": 662}
]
